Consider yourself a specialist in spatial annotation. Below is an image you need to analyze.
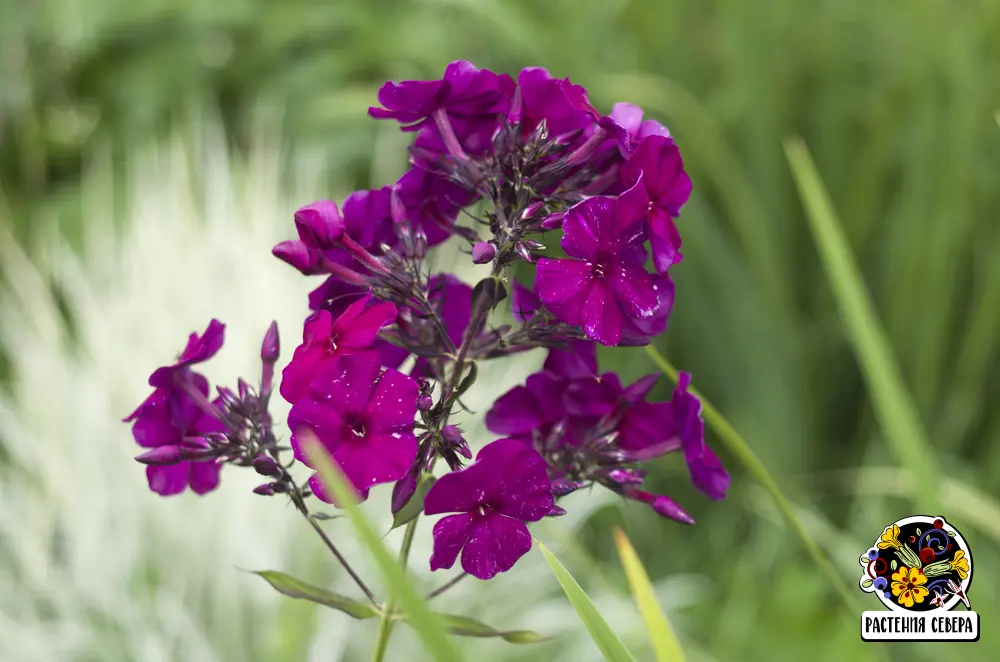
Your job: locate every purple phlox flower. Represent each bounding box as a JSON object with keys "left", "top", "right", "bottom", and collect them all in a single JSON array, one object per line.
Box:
[
  {"left": 621, "top": 135, "right": 693, "bottom": 273},
  {"left": 424, "top": 438, "right": 553, "bottom": 580},
  {"left": 288, "top": 354, "right": 419, "bottom": 503},
  {"left": 670, "top": 372, "right": 730, "bottom": 500},
  {"left": 370, "top": 61, "right": 514, "bottom": 159},
  {"left": 534, "top": 182, "right": 663, "bottom": 346},
  {"left": 395, "top": 167, "right": 478, "bottom": 248},
  {"left": 125, "top": 320, "right": 228, "bottom": 496},
  {"left": 369, "top": 61, "right": 514, "bottom": 128},
  {"left": 279, "top": 292, "right": 397, "bottom": 405},
  {"left": 508, "top": 67, "right": 597, "bottom": 143}
]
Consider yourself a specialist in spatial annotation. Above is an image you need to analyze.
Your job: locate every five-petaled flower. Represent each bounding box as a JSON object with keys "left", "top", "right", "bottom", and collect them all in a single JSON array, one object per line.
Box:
[
  {"left": 534, "top": 183, "right": 666, "bottom": 345},
  {"left": 423, "top": 438, "right": 554, "bottom": 580},
  {"left": 124, "top": 319, "right": 227, "bottom": 496},
  {"left": 288, "top": 354, "right": 419, "bottom": 503},
  {"left": 891, "top": 566, "right": 929, "bottom": 608}
]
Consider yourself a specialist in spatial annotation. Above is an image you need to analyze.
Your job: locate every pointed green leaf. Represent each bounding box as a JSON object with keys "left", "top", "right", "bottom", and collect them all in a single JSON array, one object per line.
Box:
[
  {"left": 613, "top": 528, "right": 687, "bottom": 662},
  {"left": 301, "top": 433, "right": 461, "bottom": 662},
  {"left": 862, "top": 579, "right": 874, "bottom": 589},
  {"left": 392, "top": 473, "right": 436, "bottom": 530},
  {"left": 785, "top": 138, "right": 940, "bottom": 513},
  {"left": 430, "top": 613, "right": 550, "bottom": 644},
  {"left": 535, "top": 539, "right": 637, "bottom": 662},
  {"left": 252, "top": 570, "right": 379, "bottom": 619}
]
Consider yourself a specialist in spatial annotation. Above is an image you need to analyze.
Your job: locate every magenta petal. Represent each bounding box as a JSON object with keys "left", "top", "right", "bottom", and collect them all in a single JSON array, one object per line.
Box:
[
  {"left": 542, "top": 340, "right": 598, "bottom": 379},
  {"left": 560, "top": 198, "right": 605, "bottom": 259},
  {"left": 188, "top": 461, "right": 222, "bottom": 495},
  {"left": 316, "top": 355, "right": 382, "bottom": 415},
  {"left": 609, "top": 102, "right": 644, "bottom": 137},
  {"left": 339, "top": 300, "right": 398, "bottom": 350},
  {"left": 146, "top": 464, "right": 189, "bottom": 496},
  {"left": 278, "top": 344, "right": 327, "bottom": 405},
  {"left": 485, "top": 385, "right": 544, "bottom": 436},
  {"left": 647, "top": 210, "right": 683, "bottom": 273},
  {"left": 609, "top": 263, "right": 661, "bottom": 320},
  {"left": 472, "top": 438, "right": 553, "bottom": 520},
  {"left": 583, "top": 284, "right": 624, "bottom": 346},
  {"left": 618, "top": 402, "right": 679, "bottom": 452},
  {"left": 365, "top": 367, "right": 418, "bottom": 431},
  {"left": 689, "top": 445, "right": 731, "bottom": 501},
  {"left": 335, "top": 431, "right": 417, "bottom": 495},
  {"left": 288, "top": 398, "right": 348, "bottom": 465},
  {"left": 535, "top": 258, "right": 593, "bottom": 326},
  {"left": 423, "top": 459, "right": 492, "bottom": 515},
  {"left": 430, "top": 513, "right": 474, "bottom": 571},
  {"left": 461, "top": 514, "right": 533, "bottom": 580},
  {"left": 613, "top": 177, "right": 650, "bottom": 236},
  {"left": 177, "top": 319, "right": 225, "bottom": 366}
]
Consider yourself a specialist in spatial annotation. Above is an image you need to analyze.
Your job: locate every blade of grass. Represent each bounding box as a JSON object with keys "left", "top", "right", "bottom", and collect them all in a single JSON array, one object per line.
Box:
[
  {"left": 301, "top": 434, "right": 462, "bottom": 662},
  {"left": 612, "top": 528, "right": 687, "bottom": 662},
  {"left": 643, "top": 346, "right": 862, "bottom": 615},
  {"left": 784, "top": 138, "right": 941, "bottom": 513},
  {"left": 535, "top": 539, "right": 638, "bottom": 662}
]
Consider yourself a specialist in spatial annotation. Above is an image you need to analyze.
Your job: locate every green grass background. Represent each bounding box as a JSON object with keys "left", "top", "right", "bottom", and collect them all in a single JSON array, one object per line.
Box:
[{"left": 2, "top": 0, "right": 1000, "bottom": 660}]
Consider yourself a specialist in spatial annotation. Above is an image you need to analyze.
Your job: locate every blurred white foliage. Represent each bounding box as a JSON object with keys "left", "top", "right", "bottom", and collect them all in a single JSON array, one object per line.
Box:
[{"left": 0, "top": 120, "right": 700, "bottom": 661}]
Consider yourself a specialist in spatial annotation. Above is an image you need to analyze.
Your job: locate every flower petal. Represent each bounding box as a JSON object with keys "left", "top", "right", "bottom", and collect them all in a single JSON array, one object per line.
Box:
[
  {"left": 486, "top": 385, "right": 544, "bottom": 436},
  {"left": 146, "top": 464, "right": 189, "bottom": 496},
  {"left": 364, "top": 366, "right": 418, "bottom": 431},
  {"left": 188, "top": 461, "right": 222, "bottom": 495},
  {"left": 583, "top": 283, "right": 624, "bottom": 346},
  {"left": 534, "top": 258, "right": 593, "bottom": 326},
  {"left": 311, "top": 354, "right": 382, "bottom": 416},
  {"left": 423, "top": 459, "right": 492, "bottom": 515},
  {"left": 461, "top": 514, "right": 533, "bottom": 580},
  {"left": 334, "top": 431, "right": 417, "bottom": 495},
  {"left": 430, "top": 513, "right": 475, "bottom": 572},
  {"left": 336, "top": 301, "right": 398, "bottom": 350},
  {"left": 609, "top": 263, "right": 661, "bottom": 320},
  {"left": 561, "top": 198, "right": 609, "bottom": 259}
]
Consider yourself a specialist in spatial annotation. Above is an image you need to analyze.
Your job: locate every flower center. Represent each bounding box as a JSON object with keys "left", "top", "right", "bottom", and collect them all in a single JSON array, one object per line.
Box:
[{"left": 345, "top": 416, "right": 366, "bottom": 438}]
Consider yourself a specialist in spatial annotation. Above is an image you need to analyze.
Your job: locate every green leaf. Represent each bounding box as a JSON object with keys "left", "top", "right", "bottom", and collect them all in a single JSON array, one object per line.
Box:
[
  {"left": 785, "top": 138, "right": 941, "bottom": 514},
  {"left": 310, "top": 512, "right": 341, "bottom": 521},
  {"left": 391, "top": 473, "right": 436, "bottom": 530},
  {"left": 891, "top": 559, "right": 898, "bottom": 571},
  {"left": 862, "top": 579, "right": 874, "bottom": 589},
  {"left": 252, "top": 571, "right": 379, "bottom": 620},
  {"left": 643, "top": 346, "right": 863, "bottom": 616},
  {"left": 455, "top": 361, "right": 479, "bottom": 398},
  {"left": 916, "top": 528, "right": 922, "bottom": 535},
  {"left": 535, "top": 539, "right": 637, "bottom": 662},
  {"left": 429, "top": 613, "right": 550, "bottom": 644},
  {"left": 613, "top": 528, "right": 687, "bottom": 662},
  {"left": 301, "top": 433, "right": 462, "bottom": 662}
]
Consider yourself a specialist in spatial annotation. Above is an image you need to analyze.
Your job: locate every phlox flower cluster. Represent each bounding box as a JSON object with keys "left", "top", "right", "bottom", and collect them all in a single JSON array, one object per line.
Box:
[{"left": 125, "top": 61, "right": 729, "bottom": 584}]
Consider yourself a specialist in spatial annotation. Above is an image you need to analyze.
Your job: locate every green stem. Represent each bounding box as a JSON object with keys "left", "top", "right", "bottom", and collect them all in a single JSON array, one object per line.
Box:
[
  {"left": 644, "top": 346, "right": 864, "bottom": 615},
  {"left": 371, "top": 517, "right": 419, "bottom": 662}
]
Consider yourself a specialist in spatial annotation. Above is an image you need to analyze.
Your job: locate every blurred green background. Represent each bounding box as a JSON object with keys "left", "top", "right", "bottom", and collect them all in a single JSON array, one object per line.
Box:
[{"left": 2, "top": 0, "right": 999, "bottom": 660}]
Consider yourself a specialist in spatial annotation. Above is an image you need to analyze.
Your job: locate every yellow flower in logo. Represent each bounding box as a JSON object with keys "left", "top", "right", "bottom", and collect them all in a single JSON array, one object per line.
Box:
[
  {"left": 891, "top": 566, "right": 929, "bottom": 608},
  {"left": 950, "top": 550, "right": 969, "bottom": 580},
  {"left": 878, "top": 524, "right": 902, "bottom": 550}
]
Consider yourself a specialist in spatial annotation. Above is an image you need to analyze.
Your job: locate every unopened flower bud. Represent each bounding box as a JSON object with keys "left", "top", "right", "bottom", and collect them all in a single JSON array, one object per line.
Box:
[
  {"left": 253, "top": 483, "right": 275, "bottom": 496},
  {"left": 551, "top": 478, "right": 585, "bottom": 497},
  {"left": 472, "top": 241, "right": 495, "bottom": 264},
  {"left": 521, "top": 202, "right": 544, "bottom": 221},
  {"left": 514, "top": 242, "right": 535, "bottom": 263},
  {"left": 272, "top": 240, "right": 320, "bottom": 275},
  {"left": 260, "top": 321, "right": 280, "bottom": 363},
  {"left": 547, "top": 505, "right": 567, "bottom": 517},
  {"left": 416, "top": 395, "right": 433, "bottom": 412},
  {"left": 391, "top": 466, "right": 420, "bottom": 515},
  {"left": 605, "top": 468, "right": 645, "bottom": 486},
  {"left": 252, "top": 454, "right": 281, "bottom": 478},
  {"left": 135, "top": 446, "right": 183, "bottom": 466},
  {"left": 294, "top": 200, "right": 344, "bottom": 250},
  {"left": 540, "top": 212, "right": 566, "bottom": 230}
]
